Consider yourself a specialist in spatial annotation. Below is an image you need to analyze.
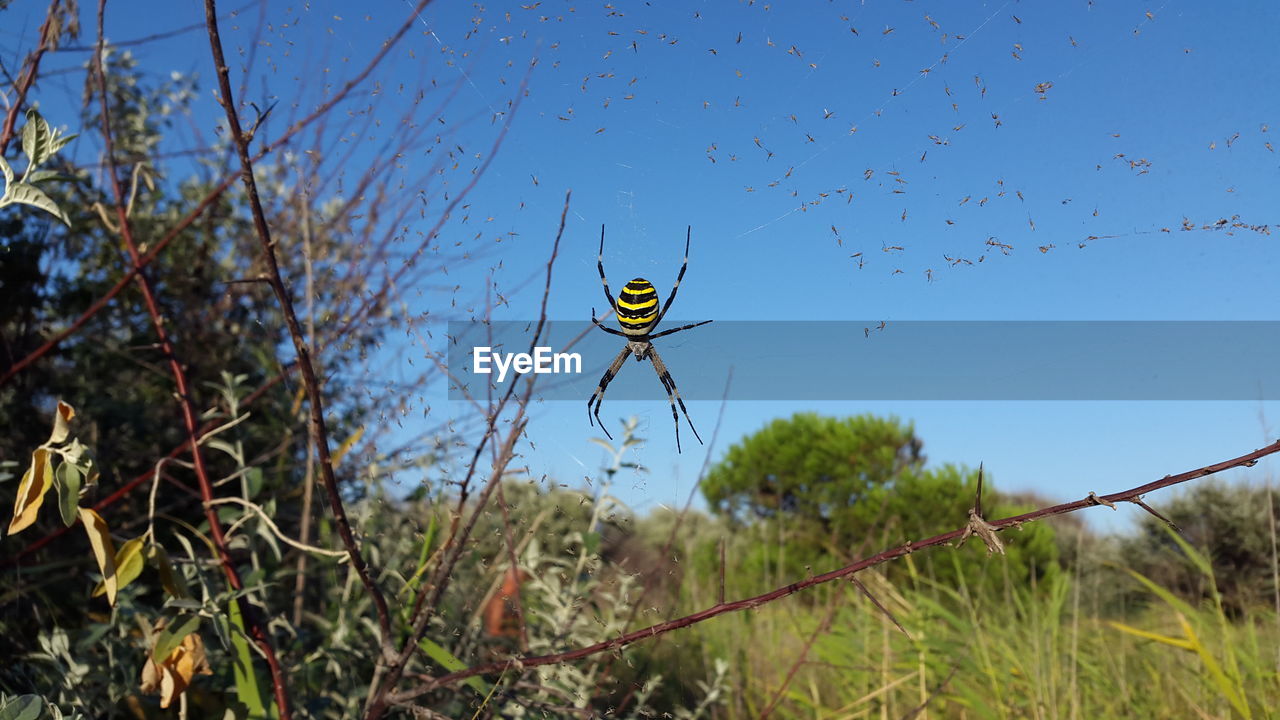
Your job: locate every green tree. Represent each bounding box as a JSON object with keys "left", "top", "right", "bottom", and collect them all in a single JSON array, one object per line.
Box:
[
  {"left": 703, "top": 412, "right": 924, "bottom": 533},
  {"left": 701, "top": 413, "right": 1059, "bottom": 597}
]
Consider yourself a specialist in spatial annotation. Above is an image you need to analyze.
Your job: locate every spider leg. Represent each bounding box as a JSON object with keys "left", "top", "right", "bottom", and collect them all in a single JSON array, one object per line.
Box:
[
  {"left": 654, "top": 226, "right": 692, "bottom": 327},
  {"left": 587, "top": 345, "right": 632, "bottom": 439},
  {"left": 645, "top": 346, "right": 703, "bottom": 453},
  {"left": 648, "top": 319, "right": 712, "bottom": 341},
  {"left": 597, "top": 225, "right": 619, "bottom": 313},
  {"left": 591, "top": 309, "right": 629, "bottom": 338}
]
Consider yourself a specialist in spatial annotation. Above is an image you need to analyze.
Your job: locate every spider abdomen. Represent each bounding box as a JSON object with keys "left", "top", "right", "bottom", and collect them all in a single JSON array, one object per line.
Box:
[{"left": 616, "top": 278, "right": 659, "bottom": 336}]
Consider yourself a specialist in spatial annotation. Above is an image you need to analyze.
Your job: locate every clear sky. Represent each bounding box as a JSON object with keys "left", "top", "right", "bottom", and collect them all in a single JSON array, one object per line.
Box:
[{"left": 6, "top": 0, "right": 1278, "bottom": 532}]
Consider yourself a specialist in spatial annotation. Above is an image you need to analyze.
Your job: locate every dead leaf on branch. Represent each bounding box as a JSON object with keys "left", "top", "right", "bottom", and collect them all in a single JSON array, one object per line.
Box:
[
  {"left": 140, "top": 618, "right": 213, "bottom": 709},
  {"left": 8, "top": 447, "right": 54, "bottom": 535},
  {"left": 79, "top": 507, "right": 119, "bottom": 606},
  {"left": 49, "top": 400, "right": 75, "bottom": 444}
]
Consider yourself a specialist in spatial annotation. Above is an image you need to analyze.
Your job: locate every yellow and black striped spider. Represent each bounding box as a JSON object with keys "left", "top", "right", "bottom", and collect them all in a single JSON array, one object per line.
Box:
[{"left": 588, "top": 225, "right": 712, "bottom": 452}]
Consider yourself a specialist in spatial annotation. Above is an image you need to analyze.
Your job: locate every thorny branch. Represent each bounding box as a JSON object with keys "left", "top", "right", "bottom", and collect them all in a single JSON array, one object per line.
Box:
[{"left": 390, "top": 437, "right": 1280, "bottom": 703}]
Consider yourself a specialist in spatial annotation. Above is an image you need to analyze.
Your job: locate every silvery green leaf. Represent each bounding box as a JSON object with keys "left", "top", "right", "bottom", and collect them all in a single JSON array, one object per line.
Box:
[
  {"left": 0, "top": 695, "right": 42, "bottom": 720},
  {"left": 4, "top": 182, "right": 70, "bottom": 226},
  {"left": 49, "top": 132, "right": 77, "bottom": 157},
  {"left": 24, "top": 169, "right": 67, "bottom": 184},
  {"left": 0, "top": 155, "right": 12, "bottom": 187},
  {"left": 20, "top": 109, "right": 74, "bottom": 169},
  {"left": 21, "top": 109, "right": 52, "bottom": 167},
  {"left": 204, "top": 438, "right": 239, "bottom": 460}
]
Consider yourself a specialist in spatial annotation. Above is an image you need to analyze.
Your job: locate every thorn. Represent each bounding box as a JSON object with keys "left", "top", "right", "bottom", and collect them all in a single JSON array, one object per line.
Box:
[
  {"left": 851, "top": 576, "right": 911, "bottom": 639},
  {"left": 1128, "top": 495, "right": 1179, "bottom": 531},
  {"left": 973, "top": 462, "right": 985, "bottom": 518}
]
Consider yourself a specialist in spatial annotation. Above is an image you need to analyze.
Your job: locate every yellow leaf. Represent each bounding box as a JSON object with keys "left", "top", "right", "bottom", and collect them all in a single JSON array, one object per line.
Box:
[
  {"left": 331, "top": 425, "right": 365, "bottom": 466},
  {"left": 94, "top": 536, "right": 145, "bottom": 598},
  {"left": 79, "top": 507, "right": 119, "bottom": 606},
  {"left": 1107, "top": 620, "right": 1195, "bottom": 650},
  {"left": 140, "top": 621, "right": 212, "bottom": 709},
  {"left": 8, "top": 447, "right": 54, "bottom": 535},
  {"left": 147, "top": 544, "right": 189, "bottom": 599},
  {"left": 49, "top": 400, "right": 75, "bottom": 444}
]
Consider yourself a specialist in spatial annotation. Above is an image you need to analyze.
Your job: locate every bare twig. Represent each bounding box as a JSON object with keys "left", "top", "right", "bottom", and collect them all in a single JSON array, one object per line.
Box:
[
  {"left": 718, "top": 538, "right": 726, "bottom": 606},
  {"left": 292, "top": 166, "right": 318, "bottom": 628},
  {"left": 391, "top": 437, "right": 1280, "bottom": 701},
  {"left": 959, "top": 464, "right": 1004, "bottom": 555},
  {"left": 203, "top": 0, "right": 396, "bottom": 666},
  {"left": 899, "top": 666, "right": 959, "bottom": 720},
  {"left": 208, "top": 498, "right": 349, "bottom": 558}
]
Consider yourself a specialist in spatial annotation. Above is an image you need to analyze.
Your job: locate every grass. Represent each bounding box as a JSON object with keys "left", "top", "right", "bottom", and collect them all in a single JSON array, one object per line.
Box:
[{"left": 657, "top": 529, "right": 1280, "bottom": 719}]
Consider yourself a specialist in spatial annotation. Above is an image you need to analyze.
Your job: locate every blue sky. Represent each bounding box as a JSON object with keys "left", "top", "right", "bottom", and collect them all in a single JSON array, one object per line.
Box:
[{"left": 5, "top": 0, "right": 1278, "bottom": 532}]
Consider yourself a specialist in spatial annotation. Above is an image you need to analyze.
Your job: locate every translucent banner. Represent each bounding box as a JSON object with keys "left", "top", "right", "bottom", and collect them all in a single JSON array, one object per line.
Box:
[{"left": 446, "top": 321, "right": 1280, "bottom": 401}]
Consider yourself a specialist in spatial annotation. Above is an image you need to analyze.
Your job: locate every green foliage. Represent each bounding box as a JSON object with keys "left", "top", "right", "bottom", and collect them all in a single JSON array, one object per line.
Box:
[
  {"left": 1121, "top": 478, "right": 1280, "bottom": 614},
  {"left": 494, "top": 423, "right": 726, "bottom": 719},
  {"left": 0, "top": 109, "right": 75, "bottom": 225},
  {"left": 703, "top": 412, "right": 924, "bottom": 529},
  {"left": 0, "top": 692, "right": 85, "bottom": 720},
  {"left": 701, "top": 413, "right": 1059, "bottom": 597},
  {"left": 0, "top": 47, "right": 382, "bottom": 715}
]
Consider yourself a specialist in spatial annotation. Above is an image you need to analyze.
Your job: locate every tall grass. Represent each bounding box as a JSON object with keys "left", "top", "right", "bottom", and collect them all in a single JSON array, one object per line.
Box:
[{"left": 667, "top": 529, "right": 1280, "bottom": 719}]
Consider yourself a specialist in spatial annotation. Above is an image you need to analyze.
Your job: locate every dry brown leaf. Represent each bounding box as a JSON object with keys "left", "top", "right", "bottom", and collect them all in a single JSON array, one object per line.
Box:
[
  {"left": 8, "top": 447, "right": 54, "bottom": 535},
  {"left": 79, "top": 507, "right": 119, "bottom": 605},
  {"left": 140, "top": 625, "right": 212, "bottom": 708},
  {"left": 49, "top": 400, "right": 75, "bottom": 444}
]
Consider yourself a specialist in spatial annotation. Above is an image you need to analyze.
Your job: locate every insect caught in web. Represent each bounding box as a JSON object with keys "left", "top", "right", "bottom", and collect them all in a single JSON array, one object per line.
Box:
[{"left": 588, "top": 225, "right": 712, "bottom": 452}]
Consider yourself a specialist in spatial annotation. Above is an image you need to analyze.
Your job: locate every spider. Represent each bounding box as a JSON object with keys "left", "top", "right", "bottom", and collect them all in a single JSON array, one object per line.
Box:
[{"left": 588, "top": 225, "right": 712, "bottom": 452}]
